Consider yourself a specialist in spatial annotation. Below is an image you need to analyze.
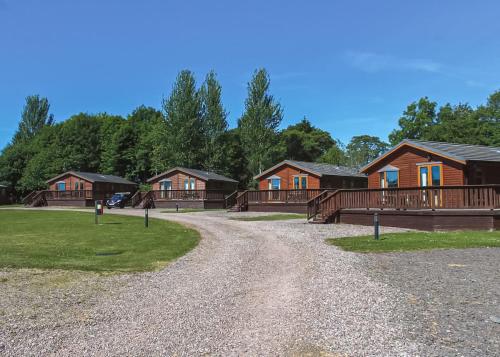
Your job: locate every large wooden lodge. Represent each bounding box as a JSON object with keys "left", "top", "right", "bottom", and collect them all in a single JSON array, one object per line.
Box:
[
  {"left": 24, "top": 171, "right": 137, "bottom": 207},
  {"left": 132, "top": 167, "right": 238, "bottom": 209},
  {"left": 305, "top": 140, "right": 500, "bottom": 230}
]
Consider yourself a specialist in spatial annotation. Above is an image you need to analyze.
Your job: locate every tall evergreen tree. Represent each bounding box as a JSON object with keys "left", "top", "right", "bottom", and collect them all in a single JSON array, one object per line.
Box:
[
  {"left": 162, "top": 70, "right": 203, "bottom": 168},
  {"left": 388, "top": 97, "right": 437, "bottom": 145},
  {"left": 199, "top": 71, "right": 228, "bottom": 173},
  {"left": 14, "top": 95, "right": 54, "bottom": 143},
  {"left": 238, "top": 69, "right": 283, "bottom": 180},
  {"left": 345, "top": 135, "right": 389, "bottom": 168}
]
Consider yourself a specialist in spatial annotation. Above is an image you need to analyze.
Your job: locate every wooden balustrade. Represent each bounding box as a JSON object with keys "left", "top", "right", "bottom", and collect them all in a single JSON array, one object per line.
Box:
[
  {"left": 308, "top": 185, "right": 500, "bottom": 221},
  {"left": 150, "top": 189, "right": 229, "bottom": 201},
  {"left": 44, "top": 190, "right": 94, "bottom": 200}
]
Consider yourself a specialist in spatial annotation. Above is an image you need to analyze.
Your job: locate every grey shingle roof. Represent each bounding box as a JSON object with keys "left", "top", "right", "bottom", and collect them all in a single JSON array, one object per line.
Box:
[
  {"left": 148, "top": 167, "right": 238, "bottom": 183},
  {"left": 254, "top": 160, "right": 366, "bottom": 179},
  {"left": 361, "top": 139, "right": 500, "bottom": 173},
  {"left": 47, "top": 171, "right": 137, "bottom": 185},
  {"left": 405, "top": 139, "right": 500, "bottom": 162}
]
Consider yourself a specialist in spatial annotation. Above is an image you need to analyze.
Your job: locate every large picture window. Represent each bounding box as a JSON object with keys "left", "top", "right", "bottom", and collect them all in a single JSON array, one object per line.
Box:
[
  {"left": 293, "top": 176, "right": 307, "bottom": 189},
  {"left": 268, "top": 178, "right": 281, "bottom": 190},
  {"left": 379, "top": 170, "right": 399, "bottom": 188},
  {"left": 418, "top": 163, "right": 442, "bottom": 187}
]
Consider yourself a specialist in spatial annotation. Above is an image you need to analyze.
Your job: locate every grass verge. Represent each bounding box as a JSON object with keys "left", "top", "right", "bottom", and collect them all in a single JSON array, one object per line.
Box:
[
  {"left": 0, "top": 209, "right": 200, "bottom": 272},
  {"left": 326, "top": 231, "right": 500, "bottom": 253},
  {"left": 231, "top": 213, "right": 306, "bottom": 221}
]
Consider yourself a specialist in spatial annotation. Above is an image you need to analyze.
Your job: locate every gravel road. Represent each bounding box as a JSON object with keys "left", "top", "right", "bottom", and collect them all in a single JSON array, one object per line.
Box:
[{"left": 1, "top": 209, "right": 498, "bottom": 356}]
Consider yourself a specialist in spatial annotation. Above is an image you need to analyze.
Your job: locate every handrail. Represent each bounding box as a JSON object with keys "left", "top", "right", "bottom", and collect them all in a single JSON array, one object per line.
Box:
[
  {"left": 224, "top": 190, "right": 239, "bottom": 209},
  {"left": 149, "top": 189, "right": 231, "bottom": 201},
  {"left": 235, "top": 190, "right": 249, "bottom": 211},
  {"left": 22, "top": 191, "right": 39, "bottom": 204},
  {"left": 315, "top": 185, "right": 500, "bottom": 222},
  {"left": 306, "top": 190, "right": 333, "bottom": 220}
]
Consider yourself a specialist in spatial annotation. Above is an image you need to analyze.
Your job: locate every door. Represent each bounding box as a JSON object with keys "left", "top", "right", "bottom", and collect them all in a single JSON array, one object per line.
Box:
[
  {"left": 419, "top": 165, "right": 442, "bottom": 207},
  {"left": 268, "top": 178, "right": 281, "bottom": 201},
  {"left": 160, "top": 181, "right": 172, "bottom": 199}
]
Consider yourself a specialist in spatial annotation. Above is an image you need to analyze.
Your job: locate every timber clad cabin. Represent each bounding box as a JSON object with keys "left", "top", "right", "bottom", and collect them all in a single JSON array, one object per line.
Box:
[
  {"left": 305, "top": 140, "right": 500, "bottom": 231},
  {"left": 255, "top": 160, "right": 368, "bottom": 190},
  {"left": 232, "top": 160, "right": 368, "bottom": 213},
  {"left": 361, "top": 139, "right": 500, "bottom": 188},
  {"left": 24, "top": 171, "right": 137, "bottom": 207},
  {"left": 139, "top": 167, "right": 238, "bottom": 209}
]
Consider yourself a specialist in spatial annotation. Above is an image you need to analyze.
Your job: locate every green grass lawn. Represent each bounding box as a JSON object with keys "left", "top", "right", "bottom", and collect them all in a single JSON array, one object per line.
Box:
[
  {"left": 0, "top": 210, "right": 200, "bottom": 272},
  {"left": 231, "top": 213, "right": 306, "bottom": 221},
  {"left": 326, "top": 231, "right": 500, "bottom": 253}
]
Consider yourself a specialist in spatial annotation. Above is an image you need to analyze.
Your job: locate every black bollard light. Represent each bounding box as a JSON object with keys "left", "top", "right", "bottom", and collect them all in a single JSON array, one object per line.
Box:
[
  {"left": 145, "top": 207, "right": 149, "bottom": 228},
  {"left": 374, "top": 212, "right": 379, "bottom": 240},
  {"left": 176, "top": 203, "right": 179, "bottom": 212}
]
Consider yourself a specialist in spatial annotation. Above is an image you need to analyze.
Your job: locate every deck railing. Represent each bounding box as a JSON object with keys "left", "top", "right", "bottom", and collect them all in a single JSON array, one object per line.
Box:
[
  {"left": 307, "top": 185, "right": 500, "bottom": 220},
  {"left": 245, "top": 189, "right": 325, "bottom": 203},
  {"left": 44, "top": 190, "right": 94, "bottom": 200},
  {"left": 150, "top": 189, "right": 230, "bottom": 201}
]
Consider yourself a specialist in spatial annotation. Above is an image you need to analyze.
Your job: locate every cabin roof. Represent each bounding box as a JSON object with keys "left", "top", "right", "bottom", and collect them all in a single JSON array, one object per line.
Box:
[
  {"left": 361, "top": 139, "right": 500, "bottom": 173},
  {"left": 148, "top": 167, "right": 238, "bottom": 183},
  {"left": 47, "top": 171, "right": 137, "bottom": 185},
  {"left": 254, "top": 160, "right": 366, "bottom": 180}
]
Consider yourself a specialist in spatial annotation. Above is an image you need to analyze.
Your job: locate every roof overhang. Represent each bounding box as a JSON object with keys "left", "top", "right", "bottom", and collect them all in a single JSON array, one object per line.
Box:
[
  {"left": 254, "top": 160, "right": 322, "bottom": 180},
  {"left": 360, "top": 140, "right": 467, "bottom": 173},
  {"left": 46, "top": 171, "right": 95, "bottom": 184}
]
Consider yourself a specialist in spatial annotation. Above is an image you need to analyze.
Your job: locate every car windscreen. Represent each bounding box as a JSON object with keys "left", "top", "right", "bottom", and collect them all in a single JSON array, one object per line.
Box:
[{"left": 110, "top": 194, "right": 123, "bottom": 201}]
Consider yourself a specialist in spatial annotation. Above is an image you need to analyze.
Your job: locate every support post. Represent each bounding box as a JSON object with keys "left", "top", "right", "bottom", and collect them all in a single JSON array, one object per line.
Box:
[{"left": 374, "top": 212, "right": 379, "bottom": 240}]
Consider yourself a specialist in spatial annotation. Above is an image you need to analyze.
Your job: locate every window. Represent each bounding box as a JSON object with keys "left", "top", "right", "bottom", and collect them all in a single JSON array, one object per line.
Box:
[
  {"left": 57, "top": 182, "right": 66, "bottom": 191},
  {"left": 386, "top": 171, "right": 398, "bottom": 188},
  {"left": 184, "top": 178, "right": 196, "bottom": 190},
  {"left": 418, "top": 163, "right": 442, "bottom": 187},
  {"left": 160, "top": 180, "right": 172, "bottom": 190},
  {"left": 379, "top": 171, "right": 398, "bottom": 188},
  {"left": 293, "top": 176, "right": 308, "bottom": 189},
  {"left": 268, "top": 178, "right": 280, "bottom": 190}
]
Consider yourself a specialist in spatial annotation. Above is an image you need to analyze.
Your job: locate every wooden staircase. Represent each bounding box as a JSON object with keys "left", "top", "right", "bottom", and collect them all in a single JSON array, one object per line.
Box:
[
  {"left": 22, "top": 191, "right": 47, "bottom": 207},
  {"left": 306, "top": 190, "right": 340, "bottom": 224},
  {"left": 131, "top": 191, "right": 155, "bottom": 209},
  {"left": 226, "top": 190, "right": 248, "bottom": 212}
]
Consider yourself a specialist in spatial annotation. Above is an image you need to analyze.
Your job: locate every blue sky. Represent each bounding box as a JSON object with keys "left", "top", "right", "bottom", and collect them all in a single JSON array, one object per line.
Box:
[{"left": 1, "top": 0, "right": 499, "bottom": 149}]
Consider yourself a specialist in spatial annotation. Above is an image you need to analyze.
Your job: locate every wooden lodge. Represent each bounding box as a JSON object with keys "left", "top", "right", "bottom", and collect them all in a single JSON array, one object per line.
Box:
[
  {"left": 232, "top": 160, "right": 368, "bottom": 213},
  {"left": 133, "top": 167, "right": 238, "bottom": 209},
  {"left": 307, "top": 140, "right": 500, "bottom": 231},
  {"left": 23, "top": 171, "right": 138, "bottom": 207}
]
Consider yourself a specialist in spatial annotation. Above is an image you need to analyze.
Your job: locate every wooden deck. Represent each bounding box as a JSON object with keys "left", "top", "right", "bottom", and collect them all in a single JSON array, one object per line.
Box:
[
  {"left": 23, "top": 190, "right": 106, "bottom": 207},
  {"left": 132, "top": 190, "right": 234, "bottom": 209},
  {"left": 234, "top": 189, "right": 324, "bottom": 213},
  {"left": 307, "top": 185, "right": 500, "bottom": 230}
]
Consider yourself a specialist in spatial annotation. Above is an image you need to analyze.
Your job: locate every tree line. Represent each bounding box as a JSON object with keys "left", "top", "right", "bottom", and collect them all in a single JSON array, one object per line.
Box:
[{"left": 0, "top": 68, "right": 499, "bottom": 196}]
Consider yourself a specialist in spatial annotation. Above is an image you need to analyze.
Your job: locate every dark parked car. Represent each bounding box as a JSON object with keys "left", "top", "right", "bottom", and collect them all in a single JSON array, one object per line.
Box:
[{"left": 106, "top": 192, "right": 131, "bottom": 209}]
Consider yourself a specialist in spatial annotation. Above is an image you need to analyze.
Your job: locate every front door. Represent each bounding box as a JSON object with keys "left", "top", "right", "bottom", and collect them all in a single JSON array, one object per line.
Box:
[
  {"left": 160, "top": 181, "right": 172, "bottom": 198},
  {"left": 419, "top": 164, "right": 442, "bottom": 207}
]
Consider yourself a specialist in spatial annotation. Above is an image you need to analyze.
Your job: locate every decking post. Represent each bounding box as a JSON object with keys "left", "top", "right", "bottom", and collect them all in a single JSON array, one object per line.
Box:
[{"left": 374, "top": 213, "right": 379, "bottom": 240}]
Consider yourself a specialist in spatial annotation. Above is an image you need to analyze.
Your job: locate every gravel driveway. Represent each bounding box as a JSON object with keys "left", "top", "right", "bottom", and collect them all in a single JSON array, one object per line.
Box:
[{"left": 1, "top": 209, "right": 498, "bottom": 356}]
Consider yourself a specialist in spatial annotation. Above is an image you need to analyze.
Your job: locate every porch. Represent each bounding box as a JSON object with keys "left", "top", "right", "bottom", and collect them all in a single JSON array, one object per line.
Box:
[
  {"left": 233, "top": 189, "right": 325, "bottom": 213},
  {"left": 23, "top": 190, "right": 106, "bottom": 207},
  {"left": 307, "top": 185, "right": 500, "bottom": 231},
  {"left": 132, "top": 189, "right": 234, "bottom": 209}
]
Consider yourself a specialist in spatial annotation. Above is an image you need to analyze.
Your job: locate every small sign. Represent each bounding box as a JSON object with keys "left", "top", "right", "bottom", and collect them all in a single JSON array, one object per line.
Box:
[{"left": 95, "top": 200, "right": 104, "bottom": 224}]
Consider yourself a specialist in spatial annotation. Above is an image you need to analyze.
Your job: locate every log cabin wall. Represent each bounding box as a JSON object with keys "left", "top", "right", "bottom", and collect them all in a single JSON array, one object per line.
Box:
[
  {"left": 150, "top": 170, "right": 207, "bottom": 191},
  {"left": 48, "top": 174, "right": 93, "bottom": 191},
  {"left": 257, "top": 164, "right": 321, "bottom": 190},
  {"left": 366, "top": 146, "right": 465, "bottom": 189}
]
